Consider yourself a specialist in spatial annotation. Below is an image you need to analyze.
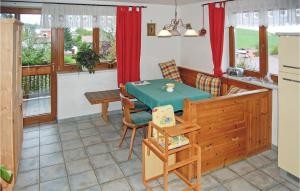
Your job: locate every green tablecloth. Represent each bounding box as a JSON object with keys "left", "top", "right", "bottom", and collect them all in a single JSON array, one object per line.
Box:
[{"left": 126, "top": 79, "right": 212, "bottom": 111}]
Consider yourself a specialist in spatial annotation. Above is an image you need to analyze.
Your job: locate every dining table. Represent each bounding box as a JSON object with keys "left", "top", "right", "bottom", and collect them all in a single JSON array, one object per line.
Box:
[{"left": 125, "top": 79, "right": 212, "bottom": 111}]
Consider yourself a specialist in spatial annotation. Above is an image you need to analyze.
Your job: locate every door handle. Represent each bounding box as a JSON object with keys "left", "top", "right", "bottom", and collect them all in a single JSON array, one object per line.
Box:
[
  {"left": 283, "top": 65, "right": 300, "bottom": 70},
  {"left": 283, "top": 78, "right": 300, "bottom": 84}
]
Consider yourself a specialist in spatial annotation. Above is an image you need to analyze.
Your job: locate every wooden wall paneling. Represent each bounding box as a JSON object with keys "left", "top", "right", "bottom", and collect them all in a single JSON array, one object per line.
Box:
[
  {"left": 0, "top": 19, "right": 23, "bottom": 190},
  {"left": 93, "top": 28, "right": 100, "bottom": 54},
  {"left": 0, "top": 7, "right": 41, "bottom": 14}
]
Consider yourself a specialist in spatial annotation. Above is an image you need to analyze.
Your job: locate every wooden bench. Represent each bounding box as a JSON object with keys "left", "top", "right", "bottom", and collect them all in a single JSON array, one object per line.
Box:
[{"left": 85, "top": 89, "right": 120, "bottom": 122}]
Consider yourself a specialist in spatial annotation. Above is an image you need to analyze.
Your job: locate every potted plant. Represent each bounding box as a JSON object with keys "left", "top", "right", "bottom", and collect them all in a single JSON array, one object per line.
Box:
[{"left": 75, "top": 43, "right": 100, "bottom": 74}]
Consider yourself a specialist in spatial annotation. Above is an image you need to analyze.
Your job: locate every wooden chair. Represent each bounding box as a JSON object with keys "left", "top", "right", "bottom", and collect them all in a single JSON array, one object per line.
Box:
[
  {"left": 142, "top": 105, "right": 202, "bottom": 191},
  {"left": 119, "top": 83, "right": 149, "bottom": 112},
  {"left": 119, "top": 96, "right": 152, "bottom": 160}
]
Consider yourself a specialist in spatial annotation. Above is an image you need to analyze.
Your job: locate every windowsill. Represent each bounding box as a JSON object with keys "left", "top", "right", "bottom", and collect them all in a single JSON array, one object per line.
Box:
[
  {"left": 224, "top": 74, "right": 278, "bottom": 90},
  {"left": 57, "top": 63, "right": 117, "bottom": 74}
]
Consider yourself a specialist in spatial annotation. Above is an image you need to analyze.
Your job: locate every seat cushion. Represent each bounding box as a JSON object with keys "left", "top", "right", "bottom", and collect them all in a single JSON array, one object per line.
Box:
[
  {"left": 131, "top": 111, "right": 152, "bottom": 126},
  {"left": 159, "top": 60, "right": 183, "bottom": 83},
  {"left": 195, "top": 73, "right": 221, "bottom": 97},
  {"left": 133, "top": 100, "right": 148, "bottom": 111},
  {"left": 227, "top": 86, "right": 247, "bottom": 95},
  {"left": 159, "top": 135, "right": 190, "bottom": 150}
]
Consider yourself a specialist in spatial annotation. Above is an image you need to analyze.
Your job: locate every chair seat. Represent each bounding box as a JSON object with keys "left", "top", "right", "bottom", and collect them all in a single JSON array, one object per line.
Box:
[
  {"left": 133, "top": 100, "right": 149, "bottom": 111},
  {"left": 131, "top": 111, "right": 152, "bottom": 126},
  {"left": 159, "top": 135, "right": 190, "bottom": 150}
]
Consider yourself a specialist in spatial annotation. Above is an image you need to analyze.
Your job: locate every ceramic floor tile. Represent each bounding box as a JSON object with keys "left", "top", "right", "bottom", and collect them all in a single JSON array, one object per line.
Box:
[
  {"left": 82, "top": 135, "right": 103, "bottom": 146},
  {"left": 281, "top": 181, "right": 300, "bottom": 191},
  {"left": 201, "top": 175, "right": 220, "bottom": 191},
  {"left": 40, "top": 152, "right": 64, "bottom": 168},
  {"left": 95, "top": 164, "right": 124, "bottom": 184},
  {"left": 40, "top": 135, "right": 60, "bottom": 145},
  {"left": 24, "top": 131, "right": 40, "bottom": 140},
  {"left": 100, "top": 131, "right": 121, "bottom": 142},
  {"left": 19, "top": 157, "right": 39, "bottom": 172},
  {"left": 111, "top": 148, "right": 138, "bottom": 163},
  {"left": 211, "top": 168, "right": 239, "bottom": 184},
  {"left": 101, "top": 178, "right": 132, "bottom": 191},
  {"left": 208, "top": 185, "right": 229, "bottom": 191},
  {"left": 68, "top": 170, "right": 98, "bottom": 191},
  {"left": 97, "top": 124, "right": 116, "bottom": 133},
  {"left": 228, "top": 160, "right": 256, "bottom": 176},
  {"left": 15, "top": 170, "right": 39, "bottom": 189},
  {"left": 224, "top": 177, "right": 259, "bottom": 191},
  {"left": 40, "top": 177, "right": 70, "bottom": 191},
  {"left": 80, "top": 185, "right": 102, "bottom": 191},
  {"left": 247, "top": 155, "right": 272, "bottom": 169},
  {"left": 40, "top": 142, "right": 62, "bottom": 155},
  {"left": 244, "top": 170, "right": 279, "bottom": 190},
  {"left": 127, "top": 173, "right": 160, "bottom": 191},
  {"left": 267, "top": 184, "right": 290, "bottom": 191},
  {"left": 62, "top": 139, "right": 84, "bottom": 151},
  {"left": 23, "top": 138, "right": 39, "bottom": 149},
  {"left": 157, "top": 172, "right": 180, "bottom": 185},
  {"left": 21, "top": 146, "right": 39, "bottom": 159},
  {"left": 119, "top": 158, "right": 142, "bottom": 176},
  {"left": 40, "top": 128, "right": 59, "bottom": 137},
  {"left": 167, "top": 179, "right": 188, "bottom": 191},
  {"left": 78, "top": 122, "right": 96, "bottom": 130},
  {"left": 40, "top": 163, "right": 67, "bottom": 182},
  {"left": 106, "top": 140, "right": 129, "bottom": 152},
  {"left": 79, "top": 128, "right": 100, "bottom": 138},
  {"left": 63, "top": 147, "right": 88, "bottom": 162},
  {"left": 86, "top": 143, "right": 109, "bottom": 156},
  {"left": 14, "top": 184, "right": 39, "bottom": 191},
  {"left": 262, "top": 163, "right": 286, "bottom": 183},
  {"left": 60, "top": 131, "right": 80, "bottom": 142},
  {"left": 66, "top": 158, "right": 93, "bottom": 175},
  {"left": 261, "top": 150, "right": 278, "bottom": 161},
  {"left": 89, "top": 153, "right": 115, "bottom": 169}
]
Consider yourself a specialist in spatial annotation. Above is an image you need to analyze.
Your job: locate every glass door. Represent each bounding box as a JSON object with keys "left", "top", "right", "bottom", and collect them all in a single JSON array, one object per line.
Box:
[{"left": 20, "top": 14, "right": 57, "bottom": 125}]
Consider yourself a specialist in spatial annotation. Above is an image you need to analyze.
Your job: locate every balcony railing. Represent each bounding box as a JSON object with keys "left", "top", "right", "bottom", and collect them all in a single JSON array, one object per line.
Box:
[{"left": 22, "top": 74, "right": 50, "bottom": 99}]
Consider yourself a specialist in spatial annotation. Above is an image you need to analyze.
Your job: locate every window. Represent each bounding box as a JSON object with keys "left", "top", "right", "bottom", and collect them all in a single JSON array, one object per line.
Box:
[
  {"left": 0, "top": 13, "right": 15, "bottom": 18},
  {"left": 64, "top": 27, "right": 93, "bottom": 65},
  {"left": 235, "top": 26, "right": 260, "bottom": 72},
  {"left": 21, "top": 14, "right": 51, "bottom": 66}
]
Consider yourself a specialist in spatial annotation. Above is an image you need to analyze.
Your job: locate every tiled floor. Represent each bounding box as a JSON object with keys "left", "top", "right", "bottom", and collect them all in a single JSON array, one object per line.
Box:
[{"left": 15, "top": 112, "right": 300, "bottom": 191}]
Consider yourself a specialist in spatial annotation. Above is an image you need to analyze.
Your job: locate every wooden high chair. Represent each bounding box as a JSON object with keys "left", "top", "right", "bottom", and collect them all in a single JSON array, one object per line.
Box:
[{"left": 142, "top": 105, "right": 202, "bottom": 191}]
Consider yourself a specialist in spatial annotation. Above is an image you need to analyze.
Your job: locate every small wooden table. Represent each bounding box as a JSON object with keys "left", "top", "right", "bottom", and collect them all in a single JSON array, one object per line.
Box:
[{"left": 85, "top": 89, "right": 120, "bottom": 122}]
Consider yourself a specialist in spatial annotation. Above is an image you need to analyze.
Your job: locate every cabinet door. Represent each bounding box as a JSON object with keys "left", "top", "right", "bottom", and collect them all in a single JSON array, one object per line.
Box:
[
  {"left": 279, "top": 36, "right": 300, "bottom": 75},
  {"left": 278, "top": 72, "right": 300, "bottom": 178}
]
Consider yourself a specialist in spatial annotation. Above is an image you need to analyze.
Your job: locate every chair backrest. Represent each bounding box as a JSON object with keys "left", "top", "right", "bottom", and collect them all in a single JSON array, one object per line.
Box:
[
  {"left": 152, "top": 105, "right": 176, "bottom": 139},
  {"left": 121, "top": 96, "right": 135, "bottom": 123},
  {"left": 119, "top": 83, "right": 130, "bottom": 97}
]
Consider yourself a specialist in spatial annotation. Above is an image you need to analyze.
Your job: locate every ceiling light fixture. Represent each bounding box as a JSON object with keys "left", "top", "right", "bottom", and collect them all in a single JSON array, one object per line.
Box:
[{"left": 158, "top": 0, "right": 198, "bottom": 37}]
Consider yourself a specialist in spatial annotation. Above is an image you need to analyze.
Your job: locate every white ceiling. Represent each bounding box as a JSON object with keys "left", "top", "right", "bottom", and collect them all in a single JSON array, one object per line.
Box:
[
  {"left": 90, "top": 0, "right": 206, "bottom": 5},
  {"left": 1, "top": 0, "right": 208, "bottom": 6}
]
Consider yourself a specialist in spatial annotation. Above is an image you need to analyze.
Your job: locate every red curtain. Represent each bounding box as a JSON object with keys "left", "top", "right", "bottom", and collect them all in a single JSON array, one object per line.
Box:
[
  {"left": 116, "top": 6, "right": 142, "bottom": 85},
  {"left": 209, "top": 2, "right": 225, "bottom": 77}
]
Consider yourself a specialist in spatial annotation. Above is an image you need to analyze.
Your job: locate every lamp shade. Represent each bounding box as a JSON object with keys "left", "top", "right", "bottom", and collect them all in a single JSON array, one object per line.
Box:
[
  {"left": 184, "top": 23, "right": 198, "bottom": 37},
  {"left": 158, "top": 27, "right": 172, "bottom": 37}
]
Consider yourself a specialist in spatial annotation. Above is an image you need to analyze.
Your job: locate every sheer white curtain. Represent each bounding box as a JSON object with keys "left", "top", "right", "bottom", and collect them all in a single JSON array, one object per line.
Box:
[
  {"left": 41, "top": 4, "right": 116, "bottom": 29},
  {"left": 226, "top": 0, "right": 300, "bottom": 27}
]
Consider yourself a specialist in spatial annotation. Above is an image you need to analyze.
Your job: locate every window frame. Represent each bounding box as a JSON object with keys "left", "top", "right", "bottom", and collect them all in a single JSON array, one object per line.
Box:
[
  {"left": 1, "top": 6, "right": 116, "bottom": 73},
  {"left": 229, "top": 26, "right": 269, "bottom": 78}
]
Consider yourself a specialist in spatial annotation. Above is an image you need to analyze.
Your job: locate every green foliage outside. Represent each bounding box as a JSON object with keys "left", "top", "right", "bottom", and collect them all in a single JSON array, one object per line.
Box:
[
  {"left": 64, "top": 55, "right": 76, "bottom": 64},
  {"left": 75, "top": 28, "right": 93, "bottom": 36},
  {"left": 64, "top": 28, "right": 73, "bottom": 51},
  {"left": 22, "top": 24, "right": 51, "bottom": 66},
  {"left": 236, "top": 28, "right": 279, "bottom": 55}
]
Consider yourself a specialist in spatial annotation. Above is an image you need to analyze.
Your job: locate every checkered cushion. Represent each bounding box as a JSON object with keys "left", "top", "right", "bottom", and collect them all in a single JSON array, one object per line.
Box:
[
  {"left": 195, "top": 73, "right": 221, "bottom": 97},
  {"left": 227, "top": 86, "right": 247, "bottom": 95},
  {"left": 159, "top": 60, "right": 183, "bottom": 83}
]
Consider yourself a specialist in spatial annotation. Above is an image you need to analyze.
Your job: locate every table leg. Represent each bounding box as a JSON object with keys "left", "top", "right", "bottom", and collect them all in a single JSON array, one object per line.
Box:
[{"left": 101, "top": 102, "right": 109, "bottom": 122}]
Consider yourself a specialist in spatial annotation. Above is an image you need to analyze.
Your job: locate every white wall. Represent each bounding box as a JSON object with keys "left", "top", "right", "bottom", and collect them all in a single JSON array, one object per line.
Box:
[
  {"left": 57, "top": 4, "right": 181, "bottom": 119},
  {"left": 179, "top": 2, "right": 229, "bottom": 74}
]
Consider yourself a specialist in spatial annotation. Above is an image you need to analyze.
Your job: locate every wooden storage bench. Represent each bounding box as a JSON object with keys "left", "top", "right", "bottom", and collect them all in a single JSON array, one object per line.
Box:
[{"left": 85, "top": 89, "right": 120, "bottom": 122}]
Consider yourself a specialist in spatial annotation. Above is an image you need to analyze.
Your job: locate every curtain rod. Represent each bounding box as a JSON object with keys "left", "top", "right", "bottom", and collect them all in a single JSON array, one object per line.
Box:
[
  {"left": 0, "top": 0, "right": 147, "bottom": 8},
  {"left": 202, "top": 0, "right": 234, "bottom": 7}
]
